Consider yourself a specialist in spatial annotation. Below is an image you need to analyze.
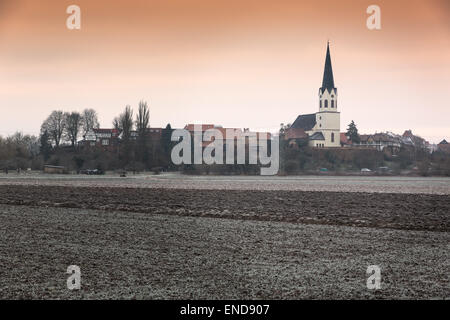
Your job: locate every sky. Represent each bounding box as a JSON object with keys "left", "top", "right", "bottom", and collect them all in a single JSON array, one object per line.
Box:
[{"left": 0, "top": 0, "right": 449, "bottom": 143}]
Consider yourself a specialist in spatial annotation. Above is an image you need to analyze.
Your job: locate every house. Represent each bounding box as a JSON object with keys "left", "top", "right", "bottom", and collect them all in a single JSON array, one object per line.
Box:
[
  {"left": 357, "top": 132, "right": 402, "bottom": 151},
  {"left": 340, "top": 133, "right": 351, "bottom": 147},
  {"left": 437, "top": 139, "right": 450, "bottom": 153},
  {"left": 147, "top": 128, "right": 163, "bottom": 143},
  {"left": 184, "top": 124, "right": 215, "bottom": 132},
  {"left": 79, "top": 128, "right": 120, "bottom": 150},
  {"left": 184, "top": 124, "right": 271, "bottom": 148},
  {"left": 128, "top": 128, "right": 164, "bottom": 143},
  {"left": 402, "top": 130, "right": 429, "bottom": 149},
  {"left": 284, "top": 128, "right": 308, "bottom": 147},
  {"left": 290, "top": 42, "right": 340, "bottom": 148}
]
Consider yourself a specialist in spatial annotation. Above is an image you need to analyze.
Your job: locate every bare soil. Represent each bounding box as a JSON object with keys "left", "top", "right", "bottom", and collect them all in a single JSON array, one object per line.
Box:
[
  {"left": 0, "top": 204, "right": 448, "bottom": 299},
  {"left": 0, "top": 183, "right": 448, "bottom": 299},
  {"left": 1, "top": 173, "right": 450, "bottom": 194},
  {"left": 0, "top": 185, "right": 448, "bottom": 232}
]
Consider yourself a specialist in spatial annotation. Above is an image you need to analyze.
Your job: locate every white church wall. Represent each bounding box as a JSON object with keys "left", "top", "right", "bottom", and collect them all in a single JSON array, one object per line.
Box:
[
  {"left": 319, "top": 88, "right": 338, "bottom": 112},
  {"left": 315, "top": 112, "right": 340, "bottom": 131}
]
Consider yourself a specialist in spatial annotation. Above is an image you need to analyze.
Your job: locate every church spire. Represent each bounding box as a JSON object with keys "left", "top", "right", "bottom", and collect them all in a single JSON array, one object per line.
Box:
[{"left": 321, "top": 41, "right": 335, "bottom": 93}]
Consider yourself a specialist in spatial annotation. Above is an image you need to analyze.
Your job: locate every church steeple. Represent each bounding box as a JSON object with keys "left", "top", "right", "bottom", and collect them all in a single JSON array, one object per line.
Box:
[
  {"left": 318, "top": 41, "right": 338, "bottom": 112},
  {"left": 321, "top": 41, "right": 335, "bottom": 93}
]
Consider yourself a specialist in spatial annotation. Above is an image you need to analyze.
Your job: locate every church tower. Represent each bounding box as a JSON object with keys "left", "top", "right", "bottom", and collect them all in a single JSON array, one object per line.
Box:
[
  {"left": 315, "top": 42, "right": 340, "bottom": 147},
  {"left": 290, "top": 42, "right": 341, "bottom": 148},
  {"left": 319, "top": 42, "right": 338, "bottom": 112}
]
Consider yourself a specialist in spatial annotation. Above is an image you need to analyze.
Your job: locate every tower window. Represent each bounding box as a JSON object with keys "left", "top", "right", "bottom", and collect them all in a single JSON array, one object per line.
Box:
[
  {"left": 331, "top": 100, "right": 334, "bottom": 108},
  {"left": 331, "top": 132, "right": 335, "bottom": 143},
  {"left": 324, "top": 100, "right": 328, "bottom": 108},
  {"left": 320, "top": 100, "right": 322, "bottom": 108}
]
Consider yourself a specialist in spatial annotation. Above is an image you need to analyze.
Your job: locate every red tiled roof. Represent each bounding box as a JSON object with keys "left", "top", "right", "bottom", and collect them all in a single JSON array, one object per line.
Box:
[
  {"left": 402, "top": 130, "right": 426, "bottom": 145},
  {"left": 214, "top": 128, "right": 242, "bottom": 139},
  {"left": 184, "top": 125, "right": 271, "bottom": 141},
  {"left": 438, "top": 143, "right": 450, "bottom": 153},
  {"left": 340, "top": 133, "right": 350, "bottom": 144},
  {"left": 402, "top": 130, "right": 413, "bottom": 137},
  {"left": 184, "top": 124, "right": 215, "bottom": 132},
  {"left": 93, "top": 128, "right": 119, "bottom": 134},
  {"left": 256, "top": 132, "right": 272, "bottom": 139},
  {"left": 286, "top": 128, "right": 308, "bottom": 140},
  {"left": 359, "top": 134, "right": 370, "bottom": 142},
  {"left": 372, "top": 133, "right": 396, "bottom": 143}
]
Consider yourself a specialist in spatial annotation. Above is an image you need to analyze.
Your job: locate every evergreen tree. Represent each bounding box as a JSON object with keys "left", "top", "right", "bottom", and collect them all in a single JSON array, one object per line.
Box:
[
  {"left": 346, "top": 120, "right": 360, "bottom": 144},
  {"left": 39, "top": 130, "right": 52, "bottom": 161},
  {"left": 161, "top": 123, "right": 174, "bottom": 167}
]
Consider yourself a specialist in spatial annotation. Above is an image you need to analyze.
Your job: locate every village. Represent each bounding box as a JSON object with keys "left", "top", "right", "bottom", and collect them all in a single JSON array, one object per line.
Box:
[
  {"left": 1, "top": 43, "right": 449, "bottom": 176},
  {"left": 0, "top": 0, "right": 449, "bottom": 305}
]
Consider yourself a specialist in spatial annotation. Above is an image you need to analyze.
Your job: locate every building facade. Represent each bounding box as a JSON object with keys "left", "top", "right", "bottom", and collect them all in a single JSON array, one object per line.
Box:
[
  {"left": 79, "top": 128, "right": 120, "bottom": 150},
  {"left": 184, "top": 124, "right": 271, "bottom": 148}
]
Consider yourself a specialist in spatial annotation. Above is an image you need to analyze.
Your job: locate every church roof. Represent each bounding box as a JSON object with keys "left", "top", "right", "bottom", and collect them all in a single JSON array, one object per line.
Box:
[
  {"left": 320, "top": 42, "right": 336, "bottom": 94},
  {"left": 291, "top": 113, "right": 316, "bottom": 131},
  {"left": 309, "top": 132, "right": 325, "bottom": 141}
]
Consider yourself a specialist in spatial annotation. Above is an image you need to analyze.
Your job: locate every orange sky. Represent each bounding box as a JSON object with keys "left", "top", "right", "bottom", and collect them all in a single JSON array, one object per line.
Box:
[{"left": 0, "top": 0, "right": 449, "bottom": 142}]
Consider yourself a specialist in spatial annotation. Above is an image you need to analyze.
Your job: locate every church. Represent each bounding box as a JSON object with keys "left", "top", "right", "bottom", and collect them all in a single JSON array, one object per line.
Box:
[{"left": 289, "top": 42, "right": 341, "bottom": 148}]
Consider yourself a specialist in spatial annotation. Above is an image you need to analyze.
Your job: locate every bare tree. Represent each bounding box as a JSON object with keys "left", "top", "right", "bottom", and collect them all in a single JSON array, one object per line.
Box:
[
  {"left": 135, "top": 101, "right": 150, "bottom": 164},
  {"left": 0, "top": 132, "right": 40, "bottom": 170},
  {"left": 82, "top": 108, "right": 100, "bottom": 135},
  {"left": 112, "top": 116, "right": 122, "bottom": 132},
  {"left": 119, "top": 105, "right": 134, "bottom": 141},
  {"left": 41, "top": 110, "right": 65, "bottom": 147},
  {"left": 114, "top": 105, "right": 135, "bottom": 166},
  {"left": 18, "top": 133, "right": 40, "bottom": 158},
  {"left": 64, "top": 111, "right": 82, "bottom": 147},
  {"left": 136, "top": 100, "right": 150, "bottom": 136}
]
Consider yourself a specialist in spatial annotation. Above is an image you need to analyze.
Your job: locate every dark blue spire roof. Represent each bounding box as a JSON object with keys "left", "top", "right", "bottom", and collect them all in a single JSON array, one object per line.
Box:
[{"left": 320, "top": 42, "right": 336, "bottom": 94}]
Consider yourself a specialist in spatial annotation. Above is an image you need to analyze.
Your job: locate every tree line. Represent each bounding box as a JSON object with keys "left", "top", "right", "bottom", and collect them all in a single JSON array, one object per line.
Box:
[
  {"left": 1, "top": 109, "right": 450, "bottom": 175},
  {"left": 1, "top": 101, "right": 174, "bottom": 173},
  {"left": 40, "top": 108, "right": 100, "bottom": 149}
]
